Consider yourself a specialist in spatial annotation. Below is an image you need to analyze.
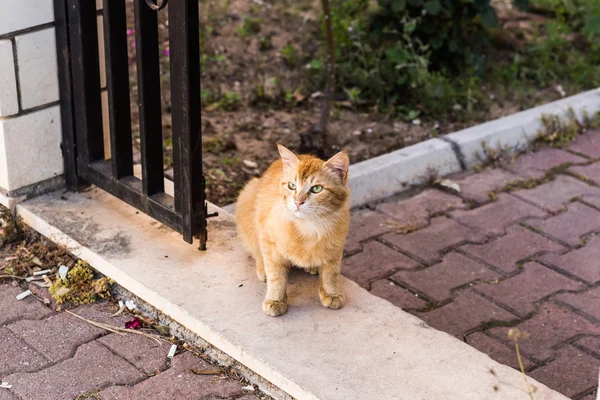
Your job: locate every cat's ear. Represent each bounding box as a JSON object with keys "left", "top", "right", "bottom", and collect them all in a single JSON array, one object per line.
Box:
[
  {"left": 325, "top": 151, "right": 350, "bottom": 183},
  {"left": 277, "top": 143, "right": 299, "bottom": 172}
]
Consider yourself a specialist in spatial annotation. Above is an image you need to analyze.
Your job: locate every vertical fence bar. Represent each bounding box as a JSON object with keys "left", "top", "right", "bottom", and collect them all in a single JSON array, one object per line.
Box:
[
  {"left": 133, "top": 0, "right": 164, "bottom": 196},
  {"left": 67, "top": 0, "right": 104, "bottom": 166},
  {"left": 54, "top": 0, "right": 79, "bottom": 188},
  {"left": 168, "top": 0, "right": 206, "bottom": 247},
  {"left": 103, "top": 0, "right": 134, "bottom": 179}
]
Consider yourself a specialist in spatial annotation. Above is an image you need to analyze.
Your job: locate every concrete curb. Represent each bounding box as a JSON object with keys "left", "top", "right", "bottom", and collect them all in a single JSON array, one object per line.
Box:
[{"left": 224, "top": 88, "right": 600, "bottom": 211}]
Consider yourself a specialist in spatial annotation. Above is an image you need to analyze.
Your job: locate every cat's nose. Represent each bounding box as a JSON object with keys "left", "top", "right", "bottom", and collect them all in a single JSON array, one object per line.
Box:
[{"left": 294, "top": 200, "right": 305, "bottom": 210}]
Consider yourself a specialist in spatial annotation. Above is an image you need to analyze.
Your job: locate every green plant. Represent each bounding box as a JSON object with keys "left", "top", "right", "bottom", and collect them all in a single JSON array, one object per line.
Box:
[
  {"left": 49, "top": 261, "right": 113, "bottom": 305},
  {"left": 209, "top": 91, "right": 243, "bottom": 111},
  {"left": 259, "top": 36, "right": 273, "bottom": 51},
  {"left": 280, "top": 43, "right": 299, "bottom": 66},
  {"left": 237, "top": 16, "right": 262, "bottom": 38}
]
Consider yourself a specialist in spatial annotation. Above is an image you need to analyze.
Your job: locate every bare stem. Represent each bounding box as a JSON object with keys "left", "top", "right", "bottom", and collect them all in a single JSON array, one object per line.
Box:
[{"left": 515, "top": 342, "right": 534, "bottom": 400}]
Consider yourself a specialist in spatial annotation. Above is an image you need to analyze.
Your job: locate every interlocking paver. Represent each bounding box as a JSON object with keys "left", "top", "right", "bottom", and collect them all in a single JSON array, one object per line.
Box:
[
  {"left": 570, "top": 162, "right": 600, "bottom": 184},
  {"left": 391, "top": 252, "right": 498, "bottom": 303},
  {"left": 344, "top": 209, "right": 396, "bottom": 254},
  {"left": 540, "top": 236, "right": 600, "bottom": 284},
  {"left": 529, "top": 345, "right": 600, "bottom": 399},
  {"left": 99, "top": 352, "right": 245, "bottom": 400},
  {"left": 0, "top": 327, "right": 48, "bottom": 377},
  {"left": 555, "top": 286, "right": 600, "bottom": 322},
  {"left": 460, "top": 225, "right": 565, "bottom": 273},
  {"left": 474, "top": 262, "right": 581, "bottom": 317},
  {"left": 575, "top": 336, "right": 600, "bottom": 356},
  {"left": 343, "top": 241, "right": 419, "bottom": 288},
  {"left": 376, "top": 189, "right": 465, "bottom": 227},
  {"left": 6, "top": 304, "right": 129, "bottom": 363},
  {"left": 417, "top": 290, "right": 517, "bottom": 337},
  {"left": 504, "top": 147, "right": 586, "bottom": 179},
  {"left": 0, "top": 284, "right": 53, "bottom": 325},
  {"left": 526, "top": 201, "right": 600, "bottom": 246},
  {"left": 568, "top": 128, "right": 600, "bottom": 158},
  {"left": 5, "top": 341, "right": 145, "bottom": 400},
  {"left": 449, "top": 194, "right": 546, "bottom": 236},
  {"left": 456, "top": 168, "right": 518, "bottom": 204},
  {"left": 369, "top": 280, "right": 428, "bottom": 310},
  {"left": 98, "top": 333, "right": 170, "bottom": 375},
  {"left": 465, "top": 332, "right": 535, "bottom": 371},
  {"left": 382, "top": 217, "right": 485, "bottom": 264},
  {"left": 0, "top": 390, "right": 17, "bottom": 400},
  {"left": 512, "top": 175, "right": 600, "bottom": 212},
  {"left": 488, "top": 302, "right": 600, "bottom": 361}
]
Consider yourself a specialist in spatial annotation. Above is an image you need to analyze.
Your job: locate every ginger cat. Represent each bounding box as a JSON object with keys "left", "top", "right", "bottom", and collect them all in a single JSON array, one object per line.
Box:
[{"left": 236, "top": 144, "right": 350, "bottom": 317}]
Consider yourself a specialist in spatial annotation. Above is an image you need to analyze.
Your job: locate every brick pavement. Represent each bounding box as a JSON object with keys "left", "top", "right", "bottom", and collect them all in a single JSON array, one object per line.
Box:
[
  {"left": 0, "top": 284, "right": 260, "bottom": 400},
  {"left": 343, "top": 129, "right": 600, "bottom": 399}
]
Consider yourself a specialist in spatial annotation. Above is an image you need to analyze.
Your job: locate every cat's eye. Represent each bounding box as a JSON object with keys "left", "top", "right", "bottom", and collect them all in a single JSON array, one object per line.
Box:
[
  {"left": 310, "top": 185, "right": 323, "bottom": 193},
  {"left": 288, "top": 182, "right": 296, "bottom": 190}
]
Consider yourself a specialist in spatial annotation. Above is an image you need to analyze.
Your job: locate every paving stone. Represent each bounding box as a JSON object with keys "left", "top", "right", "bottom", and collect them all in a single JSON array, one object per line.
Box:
[
  {"left": 417, "top": 291, "right": 518, "bottom": 338},
  {"left": 580, "top": 394, "right": 597, "bottom": 400},
  {"left": 465, "top": 332, "right": 536, "bottom": 371},
  {"left": 369, "top": 280, "right": 428, "bottom": 310},
  {"left": 527, "top": 202, "right": 600, "bottom": 246},
  {"left": 0, "top": 390, "right": 17, "bottom": 400},
  {"left": 7, "top": 303, "right": 129, "bottom": 363},
  {"left": 98, "top": 333, "right": 171, "bottom": 375},
  {"left": 342, "top": 241, "right": 419, "bottom": 288},
  {"left": 540, "top": 236, "right": 600, "bottom": 284},
  {"left": 456, "top": 168, "right": 519, "bottom": 204},
  {"left": 449, "top": 194, "right": 546, "bottom": 236},
  {"left": 555, "top": 286, "right": 600, "bottom": 322},
  {"left": 5, "top": 341, "right": 145, "bottom": 400},
  {"left": 391, "top": 252, "right": 498, "bottom": 303},
  {"left": 569, "top": 128, "right": 600, "bottom": 158},
  {"left": 505, "top": 147, "right": 587, "bottom": 179},
  {"left": 461, "top": 225, "right": 565, "bottom": 273},
  {"left": 0, "top": 327, "right": 48, "bottom": 377},
  {"left": 382, "top": 217, "right": 485, "bottom": 264},
  {"left": 581, "top": 194, "right": 600, "bottom": 209},
  {"left": 512, "top": 175, "right": 600, "bottom": 212},
  {"left": 575, "top": 336, "right": 600, "bottom": 356},
  {"left": 99, "top": 352, "right": 245, "bottom": 400},
  {"left": 529, "top": 346, "right": 600, "bottom": 399},
  {"left": 475, "top": 262, "right": 581, "bottom": 317},
  {"left": 488, "top": 303, "right": 600, "bottom": 361},
  {"left": 570, "top": 162, "right": 600, "bottom": 185},
  {"left": 0, "top": 284, "right": 53, "bottom": 326},
  {"left": 376, "top": 189, "right": 465, "bottom": 228},
  {"left": 345, "top": 210, "right": 397, "bottom": 254}
]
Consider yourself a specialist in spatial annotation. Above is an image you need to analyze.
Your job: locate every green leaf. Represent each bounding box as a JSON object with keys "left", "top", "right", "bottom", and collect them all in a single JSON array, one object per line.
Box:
[
  {"left": 424, "top": 0, "right": 442, "bottom": 15},
  {"left": 585, "top": 14, "right": 600, "bottom": 35},
  {"left": 154, "top": 325, "right": 170, "bottom": 336},
  {"left": 386, "top": 47, "right": 409, "bottom": 64},
  {"left": 391, "top": 0, "right": 407, "bottom": 13},
  {"left": 429, "top": 36, "right": 444, "bottom": 49},
  {"left": 480, "top": 7, "right": 499, "bottom": 27}
]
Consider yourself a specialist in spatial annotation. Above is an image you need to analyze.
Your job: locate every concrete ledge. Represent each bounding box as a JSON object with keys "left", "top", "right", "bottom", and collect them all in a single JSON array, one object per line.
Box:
[
  {"left": 348, "top": 138, "right": 460, "bottom": 208},
  {"left": 17, "top": 188, "right": 566, "bottom": 400},
  {"left": 445, "top": 88, "right": 600, "bottom": 168}
]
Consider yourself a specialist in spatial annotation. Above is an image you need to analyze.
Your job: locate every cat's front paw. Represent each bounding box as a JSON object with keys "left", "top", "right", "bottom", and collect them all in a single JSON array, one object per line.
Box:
[
  {"left": 320, "top": 292, "right": 345, "bottom": 309},
  {"left": 257, "top": 269, "right": 267, "bottom": 283},
  {"left": 262, "top": 300, "right": 288, "bottom": 317}
]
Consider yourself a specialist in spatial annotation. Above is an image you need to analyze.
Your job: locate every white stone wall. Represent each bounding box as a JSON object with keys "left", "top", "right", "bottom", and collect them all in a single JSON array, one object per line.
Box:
[{"left": 0, "top": 1, "right": 62, "bottom": 193}]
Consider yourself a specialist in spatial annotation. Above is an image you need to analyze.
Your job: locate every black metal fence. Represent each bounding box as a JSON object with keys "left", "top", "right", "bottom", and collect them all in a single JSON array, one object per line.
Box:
[{"left": 54, "top": 0, "right": 213, "bottom": 249}]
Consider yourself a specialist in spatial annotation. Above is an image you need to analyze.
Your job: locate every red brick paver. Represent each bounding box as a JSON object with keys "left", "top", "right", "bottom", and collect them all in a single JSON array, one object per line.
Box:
[
  {"left": 417, "top": 290, "right": 518, "bottom": 338},
  {"left": 512, "top": 175, "right": 600, "bottom": 212},
  {"left": 474, "top": 262, "right": 581, "bottom": 317},
  {"left": 456, "top": 168, "right": 518, "bottom": 204},
  {"left": 526, "top": 201, "right": 600, "bottom": 246},
  {"left": 382, "top": 217, "right": 485, "bottom": 264},
  {"left": 344, "top": 209, "right": 396, "bottom": 254},
  {"left": 540, "top": 236, "right": 600, "bottom": 284},
  {"left": 0, "top": 284, "right": 53, "bottom": 325},
  {"left": 376, "top": 189, "right": 465, "bottom": 227},
  {"left": 449, "top": 194, "right": 546, "bottom": 236},
  {"left": 391, "top": 252, "right": 498, "bottom": 303},
  {"left": 528, "top": 345, "right": 600, "bottom": 399},
  {"left": 0, "top": 328, "right": 49, "bottom": 377},
  {"left": 345, "top": 136, "right": 600, "bottom": 397},
  {"left": 504, "top": 147, "right": 586, "bottom": 179},
  {"left": 342, "top": 241, "right": 419, "bottom": 288},
  {"left": 460, "top": 225, "right": 565, "bottom": 273}
]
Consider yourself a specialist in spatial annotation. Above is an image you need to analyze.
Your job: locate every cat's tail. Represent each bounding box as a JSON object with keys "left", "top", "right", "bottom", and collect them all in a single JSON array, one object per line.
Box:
[{"left": 235, "top": 178, "right": 261, "bottom": 254}]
